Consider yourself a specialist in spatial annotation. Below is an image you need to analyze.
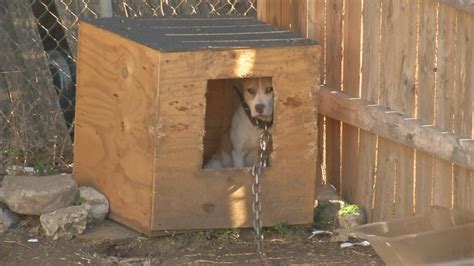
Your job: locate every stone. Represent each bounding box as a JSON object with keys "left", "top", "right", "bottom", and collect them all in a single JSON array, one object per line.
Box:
[
  {"left": 338, "top": 209, "right": 367, "bottom": 229},
  {"left": 0, "top": 203, "right": 20, "bottom": 233},
  {"left": 40, "top": 205, "right": 88, "bottom": 240},
  {"left": 314, "top": 184, "right": 346, "bottom": 228},
  {"left": 2, "top": 174, "right": 77, "bottom": 215},
  {"left": 78, "top": 219, "right": 139, "bottom": 243},
  {"left": 316, "top": 184, "right": 342, "bottom": 202},
  {"left": 78, "top": 186, "right": 109, "bottom": 222}
]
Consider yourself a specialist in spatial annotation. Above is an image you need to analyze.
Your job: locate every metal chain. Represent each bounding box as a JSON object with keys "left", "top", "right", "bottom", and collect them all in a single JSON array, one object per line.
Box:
[{"left": 251, "top": 125, "right": 271, "bottom": 257}]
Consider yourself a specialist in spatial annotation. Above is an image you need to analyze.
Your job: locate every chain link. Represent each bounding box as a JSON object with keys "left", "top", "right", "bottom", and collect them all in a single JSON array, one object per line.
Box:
[
  {"left": 0, "top": 0, "right": 256, "bottom": 168},
  {"left": 251, "top": 125, "right": 271, "bottom": 257}
]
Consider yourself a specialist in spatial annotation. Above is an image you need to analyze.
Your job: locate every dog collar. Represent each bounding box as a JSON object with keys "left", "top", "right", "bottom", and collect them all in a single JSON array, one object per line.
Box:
[{"left": 234, "top": 86, "right": 273, "bottom": 129}]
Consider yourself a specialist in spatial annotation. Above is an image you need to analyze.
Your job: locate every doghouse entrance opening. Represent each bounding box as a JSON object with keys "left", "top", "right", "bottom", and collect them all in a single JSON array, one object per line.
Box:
[{"left": 202, "top": 78, "right": 273, "bottom": 169}]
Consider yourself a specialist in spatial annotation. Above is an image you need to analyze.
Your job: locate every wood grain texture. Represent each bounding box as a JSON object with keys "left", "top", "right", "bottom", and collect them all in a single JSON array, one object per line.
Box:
[
  {"left": 341, "top": 0, "right": 362, "bottom": 205},
  {"left": 152, "top": 46, "right": 320, "bottom": 230},
  {"left": 74, "top": 23, "right": 159, "bottom": 233},
  {"left": 377, "top": 0, "right": 417, "bottom": 220},
  {"left": 258, "top": 0, "right": 324, "bottom": 196},
  {"left": 202, "top": 79, "right": 239, "bottom": 165},
  {"left": 433, "top": 4, "right": 457, "bottom": 208},
  {"left": 290, "top": 0, "right": 308, "bottom": 36},
  {"left": 453, "top": 11, "right": 473, "bottom": 211},
  {"left": 257, "top": 0, "right": 292, "bottom": 30},
  {"left": 358, "top": 0, "right": 382, "bottom": 222},
  {"left": 75, "top": 14, "right": 321, "bottom": 234},
  {"left": 415, "top": 0, "right": 438, "bottom": 214},
  {"left": 325, "top": 0, "right": 343, "bottom": 192},
  {"left": 319, "top": 87, "right": 474, "bottom": 171}
]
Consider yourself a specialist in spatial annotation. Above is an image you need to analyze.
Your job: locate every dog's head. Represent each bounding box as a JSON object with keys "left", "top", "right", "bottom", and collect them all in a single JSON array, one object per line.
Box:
[{"left": 239, "top": 77, "right": 274, "bottom": 121}]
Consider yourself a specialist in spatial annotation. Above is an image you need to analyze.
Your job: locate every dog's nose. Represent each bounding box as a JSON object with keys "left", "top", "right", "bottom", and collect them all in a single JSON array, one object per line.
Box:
[{"left": 255, "top": 104, "right": 265, "bottom": 114}]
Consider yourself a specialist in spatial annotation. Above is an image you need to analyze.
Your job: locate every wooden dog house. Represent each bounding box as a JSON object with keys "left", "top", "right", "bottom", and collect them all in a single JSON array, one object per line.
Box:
[{"left": 74, "top": 16, "right": 320, "bottom": 235}]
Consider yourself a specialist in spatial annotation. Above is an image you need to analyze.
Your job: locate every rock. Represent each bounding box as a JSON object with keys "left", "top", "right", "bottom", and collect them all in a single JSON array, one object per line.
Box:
[
  {"left": 40, "top": 206, "right": 88, "bottom": 240},
  {"left": 338, "top": 209, "right": 367, "bottom": 229},
  {"left": 0, "top": 203, "right": 20, "bottom": 233},
  {"left": 2, "top": 174, "right": 77, "bottom": 215},
  {"left": 78, "top": 219, "right": 139, "bottom": 243},
  {"left": 316, "top": 184, "right": 342, "bottom": 202},
  {"left": 314, "top": 184, "right": 345, "bottom": 228},
  {"left": 78, "top": 186, "right": 109, "bottom": 222}
]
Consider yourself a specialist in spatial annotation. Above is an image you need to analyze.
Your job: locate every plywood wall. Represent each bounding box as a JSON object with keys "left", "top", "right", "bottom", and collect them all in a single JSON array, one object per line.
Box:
[{"left": 258, "top": 0, "right": 474, "bottom": 222}]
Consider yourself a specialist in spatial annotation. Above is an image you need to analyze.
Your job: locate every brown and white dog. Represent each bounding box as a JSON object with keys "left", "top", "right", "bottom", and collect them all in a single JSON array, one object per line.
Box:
[{"left": 204, "top": 77, "right": 274, "bottom": 169}]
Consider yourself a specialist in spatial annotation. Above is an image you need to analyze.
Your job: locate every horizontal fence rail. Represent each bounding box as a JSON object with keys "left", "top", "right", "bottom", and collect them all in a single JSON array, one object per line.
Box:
[{"left": 258, "top": 0, "right": 474, "bottom": 221}]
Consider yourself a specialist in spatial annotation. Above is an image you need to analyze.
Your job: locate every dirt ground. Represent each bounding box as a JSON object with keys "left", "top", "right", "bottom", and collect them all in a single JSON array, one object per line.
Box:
[{"left": 0, "top": 216, "right": 384, "bottom": 265}]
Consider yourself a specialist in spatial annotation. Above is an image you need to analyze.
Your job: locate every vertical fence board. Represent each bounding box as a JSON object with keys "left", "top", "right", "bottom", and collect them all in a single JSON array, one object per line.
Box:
[
  {"left": 373, "top": 0, "right": 395, "bottom": 221},
  {"left": 359, "top": 0, "right": 382, "bottom": 222},
  {"left": 341, "top": 0, "right": 362, "bottom": 204},
  {"left": 308, "top": 0, "right": 326, "bottom": 189},
  {"left": 415, "top": 0, "right": 438, "bottom": 214},
  {"left": 257, "top": 0, "right": 291, "bottom": 30},
  {"left": 433, "top": 4, "right": 457, "bottom": 208},
  {"left": 291, "top": 0, "right": 308, "bottom": 36},
  {"left": 374, "top": 0, "right": 417, "bottom": 221},
  {"left": 373, "top": 140, "right": 396, "bottom": 221},
  {"left": 256, "top": 0, "right": 473, "bottom": 217},
  {"left": 325, "top": 0, "right": 343, "bottom": 192},
  {"left": 453, "top": 11, "right": 473, "bottom": 211}
]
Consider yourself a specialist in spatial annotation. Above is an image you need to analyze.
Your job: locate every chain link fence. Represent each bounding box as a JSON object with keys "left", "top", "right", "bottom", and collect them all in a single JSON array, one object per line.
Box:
[{"left": 0, "top": 0, "right": 257, "bottom": 174}]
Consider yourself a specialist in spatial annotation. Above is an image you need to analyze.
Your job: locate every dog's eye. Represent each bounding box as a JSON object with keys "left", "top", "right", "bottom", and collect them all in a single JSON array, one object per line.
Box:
[
  {"left": 265, "top": 87, "right": 273, "bottom": 94},
  {"left": 247, "top": 88, "right": 256, "bottom": 94}
]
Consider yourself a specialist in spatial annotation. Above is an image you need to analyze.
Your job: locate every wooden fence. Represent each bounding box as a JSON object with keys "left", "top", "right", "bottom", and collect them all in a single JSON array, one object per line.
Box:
[{"left": 258, "top": 0, "right": 474, "bottom": 222}]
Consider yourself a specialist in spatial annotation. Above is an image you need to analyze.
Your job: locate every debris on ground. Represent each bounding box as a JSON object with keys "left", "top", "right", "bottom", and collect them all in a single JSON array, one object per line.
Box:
[
  {"left": 308, "top": 229, "right": 333, "bottom": 239},
  {"left": 340, "top": 240, "right": 371, "bottom": 248},
  {"left": 5, "top": 165, "right": 36, "bottom": 176},
  {"left": 0, "top": 176, "right": 384, "bottom": 264},
  {"left": 0, "top": 219, "right": 384, "bottom": 265}
]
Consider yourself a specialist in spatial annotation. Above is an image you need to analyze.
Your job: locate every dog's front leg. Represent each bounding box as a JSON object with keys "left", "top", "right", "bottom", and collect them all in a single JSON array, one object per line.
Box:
[{"left": 232, "top": 149, "right": 246, "bottom": 168}]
